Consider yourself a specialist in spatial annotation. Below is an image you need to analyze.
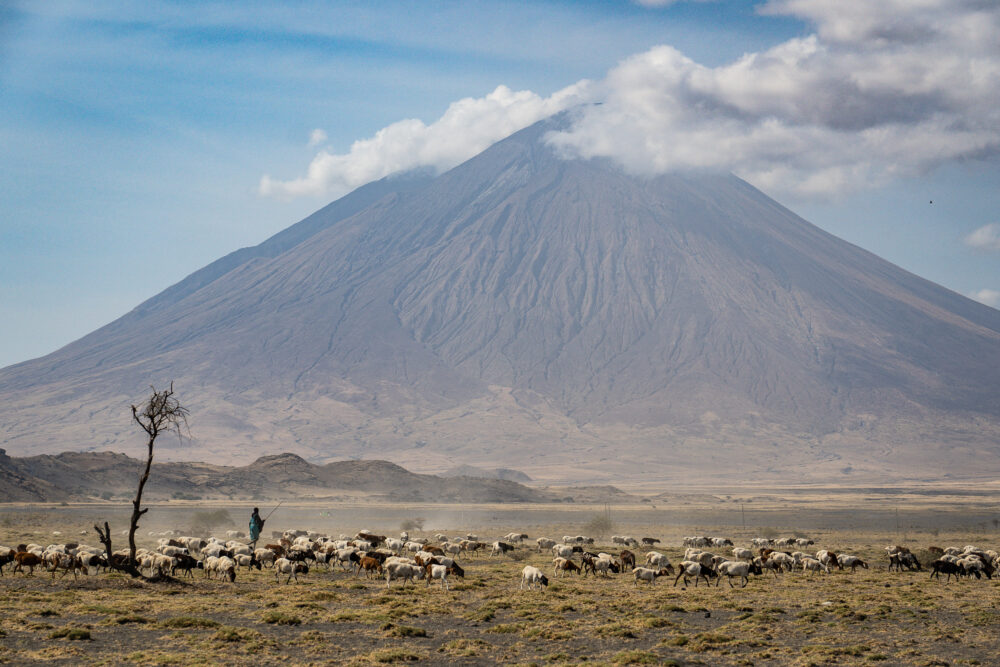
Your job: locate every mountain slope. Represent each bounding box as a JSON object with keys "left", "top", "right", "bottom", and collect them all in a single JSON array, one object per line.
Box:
[{"left": 2, "top": 116, "right": 999, "bottom": 484}]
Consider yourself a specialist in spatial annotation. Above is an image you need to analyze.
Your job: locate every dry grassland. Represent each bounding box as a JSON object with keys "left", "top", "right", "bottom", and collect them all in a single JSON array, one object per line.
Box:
[{"left": 1, "top": 500, "right": 999, "bottom": 666}]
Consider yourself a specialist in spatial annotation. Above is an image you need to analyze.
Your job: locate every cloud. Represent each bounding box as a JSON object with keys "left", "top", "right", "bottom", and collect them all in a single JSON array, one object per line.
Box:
[
  {"left": 307, "top": 129, "right": 327, "bottom": 148},
  {"left": 970, "top": 289, "right": 1000, "bottom": 308},
  {"left": 260, "top": 83, "right": 590, "bottom": 198},
  {"left": 263, "top": 0, "right": 1000, "bottom": 200},
  {"left": 964, "top": 224, "right": 1000, "bottom": 251},
  {"left": 547, "top": 0, "right": 1000, "bottom": 198}
]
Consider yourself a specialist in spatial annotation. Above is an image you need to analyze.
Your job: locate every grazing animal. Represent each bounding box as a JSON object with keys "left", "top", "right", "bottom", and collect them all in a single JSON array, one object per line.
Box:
[
  {"left": 837, "top": 555, "right": 868, "bottom": 572},
  {"left": 930, "top": 558, "right": 962, "bottom": 582},
  {"left": 520, "top": 566, "right": 549, "bottom": 590},
  {"left": 12, "top": 552, "right": 43, "bottom": 576},
  {"left": 800, "top": 557, "right": 830, "bottom": 575},
  {"left": 425, "top": 563, "right": 451, "bottom": 590},
  {"left": 640, "top": 537, "right": 660, "bottom": 546},
  {"left": 490, "top": 542, "right": 514, "bottom": 557},
  {"left": 619, "top": 550, "right": 636, "bottom": 569},
  {"left": 631, "top": 567, "right": 671, "bottom": 586},
  {"left": 274, "top": 558, "right": 308, "bottom": 584},
  {"left": 716, "top": 559, "right": 760, "bottom": 587},
  {"left": 386, "top": 562, "right": 424, "bottom": 588},
  {"left": 552, "top": 557, "right": 581, "bottom": 576},
  {"left": 673, "top": 561, "right": 717, "bottom": 588}
]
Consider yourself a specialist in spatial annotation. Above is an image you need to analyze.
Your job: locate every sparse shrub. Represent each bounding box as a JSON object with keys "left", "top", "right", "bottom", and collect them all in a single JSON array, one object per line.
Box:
[
  {"left": 50, "top": 628, "right": 91, "bottom": 640},
  {"left": 371, "top": 648, "right": 424, "bottom": 663},
  {"left": 386, "top": 624, "right": 428, "bottom": 638},
  {"left": 262, "top": 611, "right": 301, "bottom": 625},
  {"left": 114, "top": 616, "right": 149, "bottom": 624},
  {"left": 613, "top": 650, "right": 660, "bottom": 664},
  {"left": 161, "top": 616, "right": 220, "bottom": 629}
]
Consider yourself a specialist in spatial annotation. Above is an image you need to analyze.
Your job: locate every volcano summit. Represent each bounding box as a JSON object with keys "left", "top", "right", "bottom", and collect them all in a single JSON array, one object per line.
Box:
[{"left": 2, "top": 116, "right": 999, "bottom": 484}]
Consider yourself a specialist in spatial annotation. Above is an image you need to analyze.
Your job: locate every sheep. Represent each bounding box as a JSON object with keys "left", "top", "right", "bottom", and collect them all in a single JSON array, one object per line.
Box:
[
  {"left": 552, "top": 545, "right": 575, "bottom": 560},
  {"left": 800, "top": 557, "right": 830, "bottom": 575},
  {"left": 767, "top": 552, "right": 796, "bottom": 572},
  {"left": 751, "top": 538, "right": 772, "bottom": 547},
  {"left": 930, "top": 558, "right": 962, "bottom": 582},
  {"left": 552, "top": 557, "right": 581, "bottom": 577},
  {"left": 619, "top": 550, "right": 636, "bottom": 569},
  {"left": 386, "top": 562, "right": 425, "bottom": 588},
  {"left": 425, "top": 563, "right": 451, "bottom": 590},
  {"left": 795, "top": 538, "right": 814, "bottom": 548},
  {"left": 732, "top": 547, "right": 754, "bottom": 561},
  {"left": 591, "top": 558, "right": 617, "bottom": 577},
  {"left": 815, "top": 550, "right": 840, "bottom": 570},
  {"left": 673, "top": 560, "right": 717, "bottom": 588},
  {"left": 235, "top": 553, "right": 261, "bottom": 571},
  {"left": 171, "top": 554, "right": 202, "bottom": 578},
  {"left": 645, "top": 551, "right": 671, "bottom": 568},
  {"left": 888, "top": 551, "right": 922, "bottom": 572},
  {"left": 640, "top": 537, "right": 661, "bottom": 546},
  {"left": 490, "top": 541, "right": 514, "bottom": 557},
  {"left": 211, "top": 556, "right": 237, "bottom": 582},
  {"left": 358, "top": 556, "right": 383, "bottom": 579},
  {"left": 716, "top": 559, "right": 760, "bottom": 587},
  {"left": 536, "top": 538, "right": 557, "bottom": 552},
  {"left": 958, "top": 556, "right": 993, "bottom": 580},
  {"left": 254, "top": 548, "right": 277, "bottom": 568},
  {"left": 384, "top": 538, "right": 404, "bottom": 554},
  {"left": 274, "top": 557, "right": 307, "bottom": 584},
  {"left": 520, "top": 565, "right": 548, "bottom": 590},
  {"left": 631, "top": 566, "right": 671, "bottom": 586},
  {"left": 837, "top": 555, "right": 868, "bottom": 572}
]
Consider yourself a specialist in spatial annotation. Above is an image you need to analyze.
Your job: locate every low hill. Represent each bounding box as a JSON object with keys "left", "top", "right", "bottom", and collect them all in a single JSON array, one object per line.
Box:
[{"left": 0, "top": 450, "right": 551, "bottom": 504}]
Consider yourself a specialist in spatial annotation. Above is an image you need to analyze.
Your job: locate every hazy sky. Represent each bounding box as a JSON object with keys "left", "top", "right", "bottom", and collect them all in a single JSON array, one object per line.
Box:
[{"left": 2, "top": 0, "right": 998, "bottom": 369}]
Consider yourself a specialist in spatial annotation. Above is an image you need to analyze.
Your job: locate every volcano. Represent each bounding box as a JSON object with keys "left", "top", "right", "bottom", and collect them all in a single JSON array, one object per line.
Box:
[{"left": 2, "top": 115, "right": 999, "bottom": 484}]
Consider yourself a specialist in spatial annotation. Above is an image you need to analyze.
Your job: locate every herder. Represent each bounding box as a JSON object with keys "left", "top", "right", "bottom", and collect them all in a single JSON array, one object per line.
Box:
[{"left": 249, "top": 507, "right": 264, "bottom": 547}]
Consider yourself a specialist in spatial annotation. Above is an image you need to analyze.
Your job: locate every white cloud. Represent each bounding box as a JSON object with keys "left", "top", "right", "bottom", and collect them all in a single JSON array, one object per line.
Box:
[
  {"left": 970, "top": 289, "right": 1000, "bottom": 308},
  {"left": 263, "top": 0, "right": 1000, "bottom": 201},
  {"left": 547, "top": 0, "right": 1000, "bottom": 198},
  {"left": 307, "top": 129, "right": 327, "bottom": 148},
  {"left": 260, "top": 83, "right": 590, "bottom": 198},
  {"left": 964, "top": 224, "right": 1000, "bottom": 251}
]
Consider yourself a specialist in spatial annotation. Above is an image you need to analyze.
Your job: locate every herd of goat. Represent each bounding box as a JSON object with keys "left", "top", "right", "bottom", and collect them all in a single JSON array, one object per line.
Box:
[{"left": 1, "top": 530, "right": 997, "bottom": 592}]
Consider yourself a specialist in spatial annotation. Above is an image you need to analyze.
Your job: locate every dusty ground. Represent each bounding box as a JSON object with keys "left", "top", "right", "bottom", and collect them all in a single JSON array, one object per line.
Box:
[{"left": 1, "top": 498, "right": 999, "bottom": 666}]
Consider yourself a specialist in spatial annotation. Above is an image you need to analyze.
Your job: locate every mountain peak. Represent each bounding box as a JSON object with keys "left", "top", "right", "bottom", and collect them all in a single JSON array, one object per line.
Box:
[{"left": 2, "top": 121, "right": 999, "bottom": 484}]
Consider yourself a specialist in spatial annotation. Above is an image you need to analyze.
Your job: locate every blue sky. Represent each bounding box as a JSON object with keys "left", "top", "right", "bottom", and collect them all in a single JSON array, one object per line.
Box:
[{"left": 2, "top": 0, "right": 998, "bottom": 368}]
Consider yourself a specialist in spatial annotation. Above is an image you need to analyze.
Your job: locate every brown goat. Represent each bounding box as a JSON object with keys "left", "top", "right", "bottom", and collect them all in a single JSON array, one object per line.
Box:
[{"left": 13, "top": 552, "right": 43, "bottom": 576}]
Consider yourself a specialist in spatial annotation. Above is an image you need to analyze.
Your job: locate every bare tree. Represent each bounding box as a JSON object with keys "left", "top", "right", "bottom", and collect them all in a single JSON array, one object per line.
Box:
[{"left": 126, "top": 382, "right": 189, "bottom": 565}]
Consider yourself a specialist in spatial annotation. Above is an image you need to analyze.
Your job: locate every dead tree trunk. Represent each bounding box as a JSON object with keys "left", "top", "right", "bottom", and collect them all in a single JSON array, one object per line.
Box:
[{"left": 127, "top": 382, "right": 188, "bottom": 566}]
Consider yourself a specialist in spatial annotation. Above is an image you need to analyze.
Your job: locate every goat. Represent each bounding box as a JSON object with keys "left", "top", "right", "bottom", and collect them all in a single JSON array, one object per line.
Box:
[
  {"left": 632, "top": 566, "right": 671, "bottom": 586},
  {"left": 640, "top": 537, "right": 660, "bottom": 546},
  {"left": 716, "top": 559, "right": 760, "bottom": 587},
  {"left": 837, "top": 554, "right": 868, "bottom": 572},
  {"left": 520, "top": 565, "right": 548, "bottom": 590},
  {"left": 490, "top": 541, "right": 514, "bottom": 557},
  {"left": 800, "top": 557, "right": 830, "bottom": 575},
  {"left": 552, "top": 557, "right": 580, "bottom": 577},
  {"left": 274, "top": 557, "right": 307, "bottom": 584},
  {"left": 930, "top": 558, "right": 962, "bottom": 582},
  {"left": 619, "top": 550, "right": 636, "bottom": 569},
  {"left": 673, "top": 561, "right": 717, "bottom": 588},
  {"left": 12, "top": 551, "right": 43, "bottom": 576},
  {"left": 425, "top": 563, "right": 452, "bottom": 590},
  {"left": 386, "top": 562, "right": 424, "bottom": 588}
]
